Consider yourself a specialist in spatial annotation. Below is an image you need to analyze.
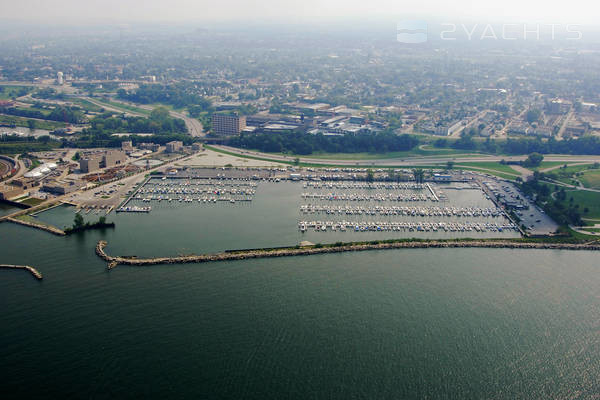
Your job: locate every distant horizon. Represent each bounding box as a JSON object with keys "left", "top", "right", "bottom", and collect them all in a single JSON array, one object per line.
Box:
[{"left": 0, "top": 0, "right": 598, "bottom": 25}]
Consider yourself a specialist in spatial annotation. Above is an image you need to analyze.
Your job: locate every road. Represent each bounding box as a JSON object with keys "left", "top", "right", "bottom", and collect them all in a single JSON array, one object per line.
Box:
[
  {"left": 212, "top": 145, "right": 600, "bottom": 167},
  {"left": 109, "top": 99, "right": 205, "bottom": 137}
]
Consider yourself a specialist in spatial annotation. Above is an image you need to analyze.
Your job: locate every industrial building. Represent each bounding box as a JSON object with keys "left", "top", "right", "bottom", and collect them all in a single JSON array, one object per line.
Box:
[
  {"left": 211, "top": 113, "right": 246, "bottom": 136},
  {"left": 79, "top": 151, "right": 126, "bottom": 173},
  {"left": 42, "top": 179, "right": 83, "bottom": 195},
  {"left": 165, "top": 141, "right": 184, "bottom": 153}
]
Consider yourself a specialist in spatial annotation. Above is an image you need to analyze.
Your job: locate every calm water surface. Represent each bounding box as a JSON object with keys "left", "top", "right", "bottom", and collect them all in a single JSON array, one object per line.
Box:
[{"left": 0, "top": 182, "right": 598, "bottom": 399}]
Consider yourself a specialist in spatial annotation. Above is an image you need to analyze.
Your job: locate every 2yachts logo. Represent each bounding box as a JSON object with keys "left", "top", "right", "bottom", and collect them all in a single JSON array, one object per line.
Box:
[{"left": 397, "top": 21, "right": 582, "bottom": 43}]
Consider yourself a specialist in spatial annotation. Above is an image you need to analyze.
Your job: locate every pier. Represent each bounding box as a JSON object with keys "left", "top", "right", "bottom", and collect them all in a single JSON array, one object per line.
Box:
[
  {"left": 7, "top": 217, "right": 66, "bottom": 236},
  {"left": 96, "top": 239, "right": 600, "bottom": 269},
  {"left": 0, "top": 264, "right": 43, "bottom": 280}
]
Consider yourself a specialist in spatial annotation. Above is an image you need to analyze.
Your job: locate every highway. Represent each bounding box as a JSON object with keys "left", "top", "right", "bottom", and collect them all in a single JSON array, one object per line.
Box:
[{"left": 212, "top": 145, "right": 600, "bottom": 167}]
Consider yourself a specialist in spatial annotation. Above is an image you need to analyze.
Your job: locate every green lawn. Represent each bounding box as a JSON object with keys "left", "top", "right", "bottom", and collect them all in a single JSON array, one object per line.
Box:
[
  {"left": 91, "top": 98, "right": 151, "bottom": 116},
  {"left": 0, "top": 86, "right": 33, "bottom": 100},
  {"left": 71, "top": 98, "right": 104, "bottom": 113},
  {"left": 19, "top": 197, "right": 46, "bottom": 206},
  {"left": 578, "top": 169, "right": 600, "bottom": 190},
  {"left": 0, "top": 114, "right": 67, "bottom": 130},
  {"left": 563, "top": 190, "right": 600, "bottom": 220},
  {"left": 454, "top": 162, "right": 520, "bottom": 175}
]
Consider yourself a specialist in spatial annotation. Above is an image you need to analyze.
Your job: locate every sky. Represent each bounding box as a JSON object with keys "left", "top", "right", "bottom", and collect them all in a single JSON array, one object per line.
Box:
[{"left": 0, "top": 0, "right": 598, "bottom": 25}]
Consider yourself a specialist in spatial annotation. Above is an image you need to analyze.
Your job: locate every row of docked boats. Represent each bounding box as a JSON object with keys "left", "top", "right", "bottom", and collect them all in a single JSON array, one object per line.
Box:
[
  {"left": 303, "top": 182, "right": 427, "bottom": 190},
  {"left": 298, "top": 220, "right": 518, "bottom": 233},
  {"left": 301, "top": 192, "right": 438, "bottom": 202},
  {"left": 300, "top": 205, "right": 504, "bottom": 217},
  {"left": 135, "top": 195, "right": 246, "bottom": 203},
  {"left": 137, "top": 187, "right": 256, "bottom": 196},
  {"left": 117, "top": 206, "right": 152, "bottom": 213}
]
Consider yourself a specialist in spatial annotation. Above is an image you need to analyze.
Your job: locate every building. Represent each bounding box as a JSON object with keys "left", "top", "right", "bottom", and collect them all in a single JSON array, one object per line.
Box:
[
  {"left": 212, "top": 114, "right": 247, "bottom": 136},
  {"left": 548, "top": 99, "right": 571, "bottom": 114},
  {"left": 57, "top": 71, "right": 64, "bottom": 85},
  {"left": 166, "top": 141, "right": 184, "bottom": 153},
  {"left": 79, "top": 150, "right": 126, "bottom": 173},
  {"left": 80, "top": 157, "right": 101, "bottom": 173},
  {"left": 0, "top": 184, "right": 25, "bottom": 200},
  {"left": 139, "top": 143, "right": 160, "bottom": 152},
  {"left": 11, "top": 177, "right": 40, "bottom": 189},
  {"left": 121, "top": 141, "right": 134, "bottom": 152},
  {"left": 42, "top": 179, "right": 82, "bottom": 195},
  {"left": 103, "top": 150, "right": 126, "bottom": 168}
]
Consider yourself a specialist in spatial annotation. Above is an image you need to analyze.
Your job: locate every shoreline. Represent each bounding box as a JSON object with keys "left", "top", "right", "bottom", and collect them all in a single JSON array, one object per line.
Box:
[{"left": 96, "top": 239, "right": 600, "bottom": 269}]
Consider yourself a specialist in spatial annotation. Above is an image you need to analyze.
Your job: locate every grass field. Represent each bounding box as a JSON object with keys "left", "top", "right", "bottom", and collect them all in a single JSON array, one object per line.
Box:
[
  {"left": 578, "top": 169, "right": 600, "bottom": 190},
  {"left": 454, "top": 161, "right": 519, "bottom": 175},
  {"left": 0, "top": 86, "right": 32, "bottom": 100},
  {"left": 71, "top": 98, "right": 104, "bottom": 113},
  {"left": 563, "top": 190, "right": 600, "bottom": 220},
  {"left": 19, "top": 197, "right": 46, "bottom": 206},
  {"left": 544, "top": 164, "right": 599, "bottom": 186},
  {"left": 0, "top": 114, "right": 67, "bottom": 130},
  {"left": 90, "top": 98, "right": 151, "bottom": 116}
]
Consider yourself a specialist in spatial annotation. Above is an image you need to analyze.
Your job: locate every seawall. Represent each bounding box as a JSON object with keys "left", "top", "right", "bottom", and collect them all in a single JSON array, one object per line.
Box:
[{"left": 96, "top": 239, "right": 600, "bottom": 269}]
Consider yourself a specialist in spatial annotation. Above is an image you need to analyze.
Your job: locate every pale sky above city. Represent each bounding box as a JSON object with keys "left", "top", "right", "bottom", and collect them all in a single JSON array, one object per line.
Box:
[{"left": 0, "top": 0, "right": 598, "bottom": 24}]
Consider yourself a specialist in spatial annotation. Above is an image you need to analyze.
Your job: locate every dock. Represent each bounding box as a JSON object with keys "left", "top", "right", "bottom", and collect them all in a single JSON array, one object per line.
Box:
[{"left": 0, "top": 264, "right": 43, "bottom": 280}]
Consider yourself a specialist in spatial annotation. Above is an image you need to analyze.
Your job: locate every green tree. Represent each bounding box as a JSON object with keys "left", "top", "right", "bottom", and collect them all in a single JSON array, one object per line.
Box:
[
  {"left": 413, "top": 168, "right": 425, "bottom": 184},
  {"left": 366, "top": 169, "right": 374, "bottom": 183},
  {"left": 27, "top": 119, "right": 36, "bottom": 130},
  {"left": 73, "top": 213, "right": 85, "bottom": 229},
  {"left": 446, "top": 161, "right": 454, "bottom": 170}
]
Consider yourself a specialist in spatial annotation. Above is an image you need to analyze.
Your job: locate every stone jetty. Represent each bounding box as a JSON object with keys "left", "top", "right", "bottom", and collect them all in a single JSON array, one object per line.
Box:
[
  {"left": 6, "top": 217, "right": 66, "bottom": 236},
  {"left": 0, "top": 264, "right": 43, "bottom": 280},
  {"left": 96, "top": 239, "right": 600, "bottom": 269}
]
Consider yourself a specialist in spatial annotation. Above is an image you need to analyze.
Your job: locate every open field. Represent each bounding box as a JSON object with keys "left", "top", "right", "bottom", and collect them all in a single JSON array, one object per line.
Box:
[
  {"left": 19, "top": 197, "right": 46, "bottom": 207},
  {"left": 0, "top": 86, "right": 32, "bottom": 100},
  {"left": 578, "top": 169, "right": 600, "bottom": 190},
  {"left": 0, "top": 114, "right": 67, "bottom": 130},
  {"left": 92, "top": 98, "right": 151, "bottom": 115},
  {"left": 564, "top": 190, "right": 600, "bottom": 220}
]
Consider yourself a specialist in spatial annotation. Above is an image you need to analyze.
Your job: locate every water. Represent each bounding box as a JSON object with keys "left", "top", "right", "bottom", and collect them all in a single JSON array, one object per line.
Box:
[{"left": 1, "top": 182, "right": 599, "bottom": 398}]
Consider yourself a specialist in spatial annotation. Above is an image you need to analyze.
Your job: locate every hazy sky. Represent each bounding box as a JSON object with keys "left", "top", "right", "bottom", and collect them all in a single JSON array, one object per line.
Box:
[{"left": 0, "top": 0, "right": 597, "bottom": 24}]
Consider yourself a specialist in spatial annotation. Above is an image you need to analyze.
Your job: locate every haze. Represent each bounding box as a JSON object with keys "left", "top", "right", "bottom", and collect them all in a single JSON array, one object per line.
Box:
[{"left": 0, "top": 0, "right": 597, "bottom": 24}]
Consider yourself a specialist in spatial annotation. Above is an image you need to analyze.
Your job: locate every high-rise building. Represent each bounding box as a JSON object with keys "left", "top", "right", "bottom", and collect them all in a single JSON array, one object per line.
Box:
[
  {"left": 211, "top": 113, "right": 246, "bottom": 136},
  {"left": 57, "top": 71, "right": 64, "bottom": 85}
]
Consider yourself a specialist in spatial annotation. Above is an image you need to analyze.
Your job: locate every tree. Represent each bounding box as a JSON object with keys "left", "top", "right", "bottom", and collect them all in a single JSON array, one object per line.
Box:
[
  {"left": 446, "top": 161, "right": 454, "bottom": 170},
  {"left": 366, "top": 169, "right": 374, "bottom": 183},
  {"left": 27, "top": 119, "right": 36, "bottom": 130},
  {"left": 73, "top": 214, "right": 85, "bottom": 229},
  {"left": 413, "top": 168, "right": 425, "bottom": 184},
  {"left": 523, "top": 152, "right": 544, "bottom": 168}
]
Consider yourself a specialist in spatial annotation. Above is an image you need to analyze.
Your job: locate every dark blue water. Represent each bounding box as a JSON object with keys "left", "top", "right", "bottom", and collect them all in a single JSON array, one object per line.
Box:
[{"left": 1, "top": 218, "right": 598, "bottom": 399}]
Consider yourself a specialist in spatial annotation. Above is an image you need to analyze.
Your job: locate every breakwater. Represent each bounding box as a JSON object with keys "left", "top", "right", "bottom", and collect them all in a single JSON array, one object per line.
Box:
[
  {"left": 7, "top": 217, "right": 66, "bottom": 236},
  {"left": 96, "top": 239, "right": 600, "bottom": 269},
  {"left": 0, "top": 264, "right": 43, "bottom": 280}
]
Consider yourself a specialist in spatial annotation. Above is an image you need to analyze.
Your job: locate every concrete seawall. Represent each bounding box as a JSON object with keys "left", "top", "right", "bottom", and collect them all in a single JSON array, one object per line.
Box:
[
  {"left": 0, "top": 264, "right": 43, "bottom": 280},
  {"left": 96, "top": 239, "right": 600, "bottom": 269}
]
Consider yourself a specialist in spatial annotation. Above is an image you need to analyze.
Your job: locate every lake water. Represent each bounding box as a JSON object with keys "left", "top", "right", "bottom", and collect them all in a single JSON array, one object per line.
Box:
[{"left": 1, "top": 181, "right": 598, "bottom": 398}]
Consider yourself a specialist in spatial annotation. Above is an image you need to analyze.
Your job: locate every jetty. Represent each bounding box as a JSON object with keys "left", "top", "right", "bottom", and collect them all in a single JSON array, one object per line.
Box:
[
  {"left": 96, "top": 239, "right": 600, "bottom": 269},
  {"left": 0, "top": 264, "right": 43, "bottom": 280},
  {"left": 6, "top": 217, "right": 66, "bottom": 236}
]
